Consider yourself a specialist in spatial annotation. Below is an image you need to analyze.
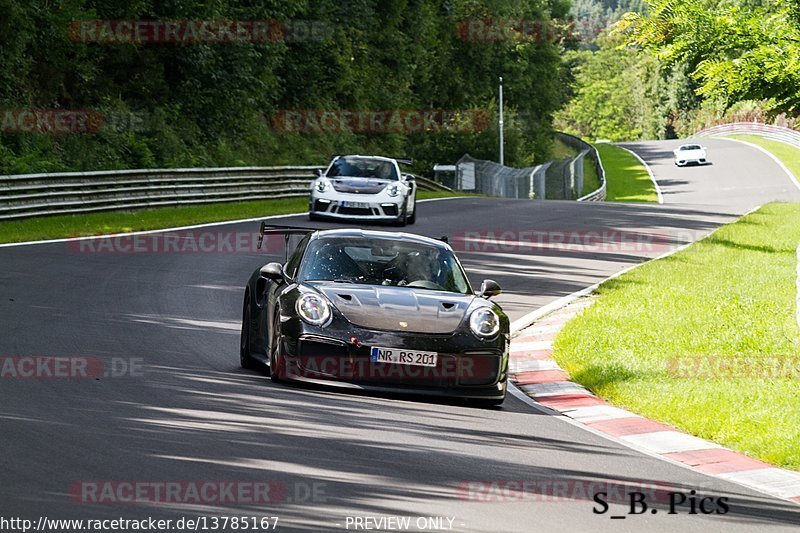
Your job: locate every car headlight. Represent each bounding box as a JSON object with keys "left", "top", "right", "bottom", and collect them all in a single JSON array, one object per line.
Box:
[
  {"left": 296, "top": 293, "right": 332, "bottom": 326},
  {"left": 315, "top": 179, "right": 329, "bottom": 193},
  {"left": 469, "top": 307, "right": 500, "bottom": 338},
  {"left": 386, "top": 183, "right": 400, "bottom": 197}
]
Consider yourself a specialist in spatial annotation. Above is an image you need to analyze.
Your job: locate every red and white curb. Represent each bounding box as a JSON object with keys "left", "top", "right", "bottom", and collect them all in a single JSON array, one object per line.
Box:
[{"left": 508, "top": 296, "right": 800, "bottom": 506}]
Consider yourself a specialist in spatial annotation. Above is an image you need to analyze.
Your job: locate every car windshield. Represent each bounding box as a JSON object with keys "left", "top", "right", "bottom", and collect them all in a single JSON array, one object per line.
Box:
[
  {"left": 680, "top": 145, "right": 702, "bottom": 151},
  {"left": 298, "top": 237, "right": 471, "bottom": 294},
  {"left": 327, "top": 157, "right": 398, "bottom": 180}
]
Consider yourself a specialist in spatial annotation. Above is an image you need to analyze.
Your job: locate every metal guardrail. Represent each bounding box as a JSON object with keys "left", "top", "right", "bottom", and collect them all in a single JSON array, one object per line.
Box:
[
  {"left": 0, "top": 166, "right": 452, "bottom": 220},
  {"left": 414, "top": 174, "right": 453, "bottom": 193},
  {"left": 449, "top": 133, "right": 606, "bottom": 201},
  {"left": 577, "top": 145, "right": 606, "bottom": 202},
  {"left": 693, "top": 122, "right": 800, "bottom": 148},
  {"left": 556, "top": 133, "right": 607, "bottom": 202}
]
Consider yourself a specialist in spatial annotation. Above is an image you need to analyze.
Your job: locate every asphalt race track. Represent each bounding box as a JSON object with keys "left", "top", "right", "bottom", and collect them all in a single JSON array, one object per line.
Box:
[{"left": 2, "top": 138, "right": 800, "bottom": 532}]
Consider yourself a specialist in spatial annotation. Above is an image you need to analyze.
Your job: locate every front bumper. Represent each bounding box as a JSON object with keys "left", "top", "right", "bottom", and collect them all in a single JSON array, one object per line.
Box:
[
  {"left": 277, "top": 320, "right": 509, "bottom": 399},
  {"left": 675, "top": 157, "right": 706, "bottom": 166},
  {"left": 309, "top": 190, "right": 405, "bottom": 221}
]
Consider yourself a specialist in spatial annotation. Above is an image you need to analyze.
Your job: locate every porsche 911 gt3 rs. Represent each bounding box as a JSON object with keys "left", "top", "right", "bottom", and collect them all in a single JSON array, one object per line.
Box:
[
  {"left": 309, "top": 155, "right": 417, "bottom": 226},
  {"left": 240, "top": 224, "right": 509, "bottom": 405}
]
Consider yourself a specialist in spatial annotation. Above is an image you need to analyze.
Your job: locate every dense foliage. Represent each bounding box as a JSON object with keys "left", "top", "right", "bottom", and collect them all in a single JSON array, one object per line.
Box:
[
  {"left": 554, "top": 0, "right": 690, "bottom": 141},
  {"left": 621, "top": 0, "right": 800, "bottom": 116},
  {"left": 0, "top": 0, "right": 573, "bottom": 175},
  {"left": 558, "top": 0, "right": 800, "bottom": 142}
]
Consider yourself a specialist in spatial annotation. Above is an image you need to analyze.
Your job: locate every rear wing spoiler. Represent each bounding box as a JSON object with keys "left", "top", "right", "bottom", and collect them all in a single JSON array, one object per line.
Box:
[
  {"left": 257, "top": 223, "right": 316, "bottom": 260},
  {"left": 395, "top": 158, "right": 413, "bottom": 166}
]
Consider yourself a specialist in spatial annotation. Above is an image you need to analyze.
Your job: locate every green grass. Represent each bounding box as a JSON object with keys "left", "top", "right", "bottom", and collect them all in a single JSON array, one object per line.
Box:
[
  {"left": 552, "top": 203, "right": 800, "bottom": 469},
  {"left": 581, "top": 155, "right": 601, "bottom": 196},
  {"left": 549, "top": 138, "right": 580, "bottom": 161},
  {"left": 0, "top": 190, "right": 468, "bottom": 244},
  {"left": 595, "top": 142, "right": 659, "bottom": 202},
  {"left": 726, "top": 135, "right": 800, "bottom": 181}
]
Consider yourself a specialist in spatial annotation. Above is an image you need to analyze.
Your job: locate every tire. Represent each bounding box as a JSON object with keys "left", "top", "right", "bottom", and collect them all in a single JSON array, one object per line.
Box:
[
  {"left": 394, "top": 201, "right": 408, "bottom": 227},
  {"left": 269, "top": 310, "right": 286, "bottom": 382},
  {"left": 239, "top": 299, "right": 257, "bottom": 370},
  {"left": 309, "top": 212, "right": 321, "bottom": 222},
  {"left": 407, "top": 194, "right": 417, "bottom": 225}
]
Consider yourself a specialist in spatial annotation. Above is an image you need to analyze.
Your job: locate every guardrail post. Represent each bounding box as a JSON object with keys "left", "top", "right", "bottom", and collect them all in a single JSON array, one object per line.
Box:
[
  {"left": 533, "top": 162, "right": 549, "bottom": 200},
  {"left": 573, "top": 149, "right": 589, "bottom": 198}
]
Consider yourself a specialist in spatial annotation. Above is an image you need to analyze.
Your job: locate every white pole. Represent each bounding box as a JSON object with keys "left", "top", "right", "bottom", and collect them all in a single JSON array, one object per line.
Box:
[{"left": 498, "top": 76, "right": 504, "bottom": 166}]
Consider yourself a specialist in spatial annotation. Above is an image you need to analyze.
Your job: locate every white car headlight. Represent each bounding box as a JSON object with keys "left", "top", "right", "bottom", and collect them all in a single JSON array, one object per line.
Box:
[
  {"left": 386, "top": 183, "right": 401, "bottom": 197},
  {"left": 296, "top": 293, "right": 332, "bottom": 326},
  {"left": 469, "top": 307, "right": 500, "bottom": 338},
  {"left": 315, "top": 179, "right": 330, "bottom": 193}
]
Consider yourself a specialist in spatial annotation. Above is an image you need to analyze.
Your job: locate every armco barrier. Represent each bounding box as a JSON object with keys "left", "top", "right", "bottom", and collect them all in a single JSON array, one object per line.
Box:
[
  {"left": 0, "top": 166, "right": 452, "bottom": 220},
  {"left": 693, "top": 122, "right": 800, "bottom": 148},
  {"left": 555, "top": 133, "right": 606, "bottom": 202}
]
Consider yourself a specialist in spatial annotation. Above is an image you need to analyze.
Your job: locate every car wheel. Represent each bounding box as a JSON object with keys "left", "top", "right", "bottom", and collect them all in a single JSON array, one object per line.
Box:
[
  {"left": 395, "top": 205, "right": 407, "bottom": 227},
  {"left": 240, "top": 299, "right": 257, "bottom": 370},
  {"left": 407, "top": 194, "right": 417, "bottom": 225},
  {"left": 269, "top": 309, "right": 286, "bottom": 382},
  {"left": 309, "top": 212, "right": 321, "bottom": 222}
]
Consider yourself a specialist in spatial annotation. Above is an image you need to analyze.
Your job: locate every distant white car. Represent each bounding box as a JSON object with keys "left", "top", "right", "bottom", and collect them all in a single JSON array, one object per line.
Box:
[
  {"left": 309, "top": 155, "right": 417, "bottom": 226},
  {"left": 673, "top": 144, "right": 708, "bottom": 166}
]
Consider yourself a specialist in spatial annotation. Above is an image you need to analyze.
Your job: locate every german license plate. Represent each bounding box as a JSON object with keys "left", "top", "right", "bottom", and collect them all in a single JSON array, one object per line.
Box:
[
  {"left": 341, "top": 201, "right": 370, "bottom": 209},
  {"left": 370, "top": 347, "right": 437, "bottom": 367}
]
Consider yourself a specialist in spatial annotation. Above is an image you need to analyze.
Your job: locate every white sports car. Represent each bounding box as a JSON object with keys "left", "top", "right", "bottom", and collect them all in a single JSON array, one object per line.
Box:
[
  {"left": 309, "top": 155, "right": 417, "bottom": 226},
  {"left": 673, "top": 144, "right": 708, "bottom": 166}
]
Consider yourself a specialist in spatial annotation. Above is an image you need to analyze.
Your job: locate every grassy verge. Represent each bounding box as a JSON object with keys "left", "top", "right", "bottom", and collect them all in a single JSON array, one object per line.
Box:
[
  {"left": 552, "top": 203, "right": 800, "bottom": 469},
  {"left": 0, "top": 190, "right": 468, "bottom": 244},
  {"left": 549, "top": 137, "right": 579, "bottom": 161},
  {"left": 581, "top": 155, "right": 601, "bottom": 196},
  {"left": 726, "top": 134, "right": 800, "bottom": 181},
  {"left": 595, "top": 143, "right": 658, "bottom": 202}
]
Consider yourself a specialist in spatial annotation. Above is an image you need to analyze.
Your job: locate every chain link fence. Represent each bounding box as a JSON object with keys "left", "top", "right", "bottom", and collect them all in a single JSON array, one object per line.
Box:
[
  {"left": 441, "top": 133, "right": 605, "bottom": 201},
  {"left": 449, "top": 154, "right": 544, "bottom": 199}
]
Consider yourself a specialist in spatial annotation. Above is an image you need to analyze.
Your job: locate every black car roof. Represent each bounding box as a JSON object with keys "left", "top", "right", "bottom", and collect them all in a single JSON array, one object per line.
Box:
[{"left": 311, "top": 229, "right": 451, "bottom": 251}]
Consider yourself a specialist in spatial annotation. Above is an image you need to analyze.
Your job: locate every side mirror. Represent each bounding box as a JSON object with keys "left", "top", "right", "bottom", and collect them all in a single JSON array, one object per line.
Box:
[
  {"left": 314, "top": 168, "right": 323, "bottom": 178},
  {"left": 260, "top": 262, "right": 285, "bottom": 282},
  {"left": 478, "top": 279, "right": 502, "bottom": 299},
  {"left": 402, "top": 173, "right": 415, "bottom": 181}
]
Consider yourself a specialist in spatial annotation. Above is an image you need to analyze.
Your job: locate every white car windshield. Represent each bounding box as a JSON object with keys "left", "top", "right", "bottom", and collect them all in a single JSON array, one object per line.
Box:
[{"left": 327, "top": 157, "right": 399, "bottom": 180}]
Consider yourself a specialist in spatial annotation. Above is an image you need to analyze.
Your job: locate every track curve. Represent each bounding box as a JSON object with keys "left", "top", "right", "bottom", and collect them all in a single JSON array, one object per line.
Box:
[{"left": 2, "top": 138, "right": 799, "bottom": 531}]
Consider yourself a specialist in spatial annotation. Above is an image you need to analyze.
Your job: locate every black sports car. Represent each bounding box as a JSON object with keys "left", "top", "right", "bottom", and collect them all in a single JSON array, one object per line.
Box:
[{"left": 240, "top": 224, "right": 510, "bottom": 405}]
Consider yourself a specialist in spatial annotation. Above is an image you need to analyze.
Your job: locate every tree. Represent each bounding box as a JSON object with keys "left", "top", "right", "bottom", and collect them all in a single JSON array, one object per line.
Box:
[{"left": 620, "top": 0, "right": 800, "bottom": 115}]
